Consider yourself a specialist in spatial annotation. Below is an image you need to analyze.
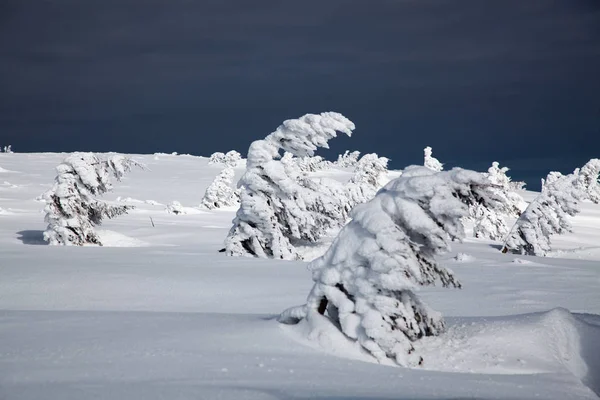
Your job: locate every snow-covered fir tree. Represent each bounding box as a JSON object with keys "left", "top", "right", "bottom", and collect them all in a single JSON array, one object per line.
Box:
[
  {"left": 3, "top": 145, "right": 12, "bottom": 153},
  {"left": 502, "top": 171, "right": 586, "bottom": 256},
  {"left": 346, "top": 153, "right": 389, "bottom": 207},
  {"left": 43, "top": 153, "right": 142, "bottom": 246},
  {"left": 472, "top": 203, "right": 509, "bottom": 240},
  {"left": 423, "top": 146, "right": 443, "bottom": 172},
  {"left": 472, "top": 162, "right": 526, "bottom": 240},
  {"left": 335, "top": 150, "right": 361, "bottom": 168},
  {"left": 208, "top": 150, "right": 242, "bottom": 167},
  {"left": 279, "top": 166, "right": 504, "bottom": 366},
  {"left": 225, "top": 112, "right": 355, "bottom": 260},
  {"left": 201, "top": 167, "right": 239, "bottom": 209}
]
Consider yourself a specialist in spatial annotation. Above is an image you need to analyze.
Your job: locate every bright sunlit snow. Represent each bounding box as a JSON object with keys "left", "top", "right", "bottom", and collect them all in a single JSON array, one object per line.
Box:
[{"left": 1, "top": 152, "right": 599, "bottom": 399}]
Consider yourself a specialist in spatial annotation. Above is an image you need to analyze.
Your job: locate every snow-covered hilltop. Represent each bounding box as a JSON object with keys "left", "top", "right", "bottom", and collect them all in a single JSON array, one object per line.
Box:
[{"left": 1, "top": 150, "right": 600, "bottom": 400}]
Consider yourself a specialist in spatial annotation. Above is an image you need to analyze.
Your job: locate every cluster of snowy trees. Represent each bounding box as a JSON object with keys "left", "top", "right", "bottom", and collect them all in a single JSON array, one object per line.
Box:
[
  {"left": 224, "top": 112, "right": 356, "bottom": 260},
  {"left": 208, "top": 150, "right": 242, "bottom": 167},
  {"left": 42, "top": 153, "right": 143, "bottom": 246},
  {"left": 502, "top": 159, "right": 600, "bottom": 256},
  {"left": 32, "top": 110, "right": 599, "bottom": 367},
  {"left": 222, "top": 112, "right": 398, "bottom": 260}
]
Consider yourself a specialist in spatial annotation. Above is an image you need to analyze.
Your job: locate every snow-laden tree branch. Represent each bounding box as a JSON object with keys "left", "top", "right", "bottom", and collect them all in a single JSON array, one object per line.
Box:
[
  {"left": 279, "top": 166, "right": 505, "bottom": 366},
  {"left": 225, "top": 112, "right": 355, "bottom": 260},
  {"left": 42, "top": 153, "right": 143, "bottom": 246}
]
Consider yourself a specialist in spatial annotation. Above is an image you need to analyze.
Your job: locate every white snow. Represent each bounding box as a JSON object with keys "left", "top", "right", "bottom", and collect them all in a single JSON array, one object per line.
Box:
[{"left": 0, "top": 152, "right": 599, "bottom": 399}]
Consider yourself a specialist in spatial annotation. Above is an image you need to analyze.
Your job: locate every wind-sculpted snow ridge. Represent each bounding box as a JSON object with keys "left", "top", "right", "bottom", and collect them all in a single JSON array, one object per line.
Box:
[
  {"left": 225, "top": 112, "right": 355, "bottom": 260},
  {"left": 280, "top": 307, "right": 600, "bottom": 396},
  {"left": 279, "top": 166, "right": 506, "bottom": 367}
]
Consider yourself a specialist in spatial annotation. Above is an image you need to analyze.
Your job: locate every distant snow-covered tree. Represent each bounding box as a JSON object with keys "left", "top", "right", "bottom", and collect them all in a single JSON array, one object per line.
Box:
[
  {"left": 575, "top": 158, "right": 600, "bottom": 203},
  {"left": 296, "top": 155, "right": 332, "bottom": 172},
  {"left": 208, "top": 152, "right": 225, "bottom": 164},
  {"left": 3, "top": 145, "right": 12, "bottom": 153},
  {"left": 201, "top": 167, "right": 239, "bottom": 209},
  {"left": 502, "top": 171, "right": 586, "bottom": 256},
  {"left": 223, "top": 150, "right": 242, "bottom": 167},
  {"left": 225, "top": 112, "right": 355, "bottom": 260},
  {"left": 472, "top": 162, "right": 526, "bottom": 240},
  {"left": 166, "top": 201, "right": 186, "bottom": 215},
  {"left": 423, "top": 146, "right": 443, "bottom": 172},
  {"left": 279, "top": 166, "right": 504, "bottom": 366},
  {"left": 43, "top": 153, "right": 142, "bottom": 246},
  {"left": 346, "top": 153, "right": 389, "bottom": 207},
  {"left": 209, "top": 150, "right": 242, "bottom": 167},
  {"left": 335, "top": 150, "right": 361, "bottom": 168}
]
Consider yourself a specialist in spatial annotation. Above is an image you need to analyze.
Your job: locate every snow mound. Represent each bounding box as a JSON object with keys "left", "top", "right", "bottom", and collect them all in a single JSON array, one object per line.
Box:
[
  {"left": 453, "top": 253, "right": 476, "bottom": 262},
  {"left": 418, "top": 308, "right": 600, "bottom": 396},
  {"left": 281, "top": 307, "right": 600, "bottom": 394},
  {"left": 95, "top": 230, "right": 149, "bottom": 247},
  {"left": 0, "top": 166, "right": 16, "bottom": 173}
]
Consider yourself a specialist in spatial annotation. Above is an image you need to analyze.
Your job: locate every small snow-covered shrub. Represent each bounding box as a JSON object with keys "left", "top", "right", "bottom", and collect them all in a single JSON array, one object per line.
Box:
[
  {"left": 201, "top": 167, "right": 239, "bottom": 209},
  {"left": 208, "top": 152, "right": 226, "bottom": 164},
  {"left": 424, "top": 146, "right": 443, "bottom": 172},
  {"left": 209, "top": 150, "right": 242, "bottom": 167},
  {"left": 335, "top": 150, "right": 361, "bottom": 168},
  {"left": 166, "top": 201, "right": 186, "bottom": 215},
  {"left": 225, "top": 112, "right": 355, "bottom": 260},
  {"left": 296, "top": 155, "right": 332, "bottom": 172},
  {"left": 43, "top": 153, "right": 143, "bottom": 246},
  {"left": 279, "top": 166, "right": 504, "bottom": 366},
  {"left": 2, "top": 145, "right": 12, "bottom": 153}
]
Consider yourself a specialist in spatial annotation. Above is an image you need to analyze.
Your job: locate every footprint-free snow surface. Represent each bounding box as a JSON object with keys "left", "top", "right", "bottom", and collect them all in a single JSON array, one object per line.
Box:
[{"left": 1, "top": 153, "right": 599, "bottom": 400}]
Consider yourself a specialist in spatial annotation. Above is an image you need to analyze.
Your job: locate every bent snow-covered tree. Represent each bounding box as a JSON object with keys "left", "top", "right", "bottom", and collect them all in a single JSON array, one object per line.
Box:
[
  {"left": 201, "top": 167, "right": 239, "bottom": 209},
  {"left": 575, "top": 158, "right": 600, "bottom": 203},
  {"left": 43, "top": 153, "right": 142, "bottom": 246},
  {"left": 424, "top": 146, "right": 443, "bottom": 172},
  {"left": 225, "top": 112, "right": 355, "bottom": 260},
  {"left": 503, "top": 159, "right": 600, "bottom": 256},
  {"left": 472, "top": 162, "right": 526, "bottom": 240},
  {"left": 279, "top": 166, "right": 504, "bottom": 366}
]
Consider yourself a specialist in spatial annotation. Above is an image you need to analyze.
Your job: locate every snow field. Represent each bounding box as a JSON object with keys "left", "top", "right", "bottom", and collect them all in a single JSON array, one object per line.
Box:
[{"left": 1, "top": 152, "right": 599, "bottom": 399}]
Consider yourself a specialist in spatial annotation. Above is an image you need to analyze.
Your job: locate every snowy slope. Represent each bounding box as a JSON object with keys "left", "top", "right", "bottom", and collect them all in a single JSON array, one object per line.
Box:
[{"left": 0, "top": 152, "right": 599, "bottom": 400}]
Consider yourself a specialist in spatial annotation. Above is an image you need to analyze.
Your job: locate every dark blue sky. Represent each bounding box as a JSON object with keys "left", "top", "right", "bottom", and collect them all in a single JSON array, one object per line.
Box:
[{"left": 1, "top": 0, "right": 599, "bottom": 188}]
